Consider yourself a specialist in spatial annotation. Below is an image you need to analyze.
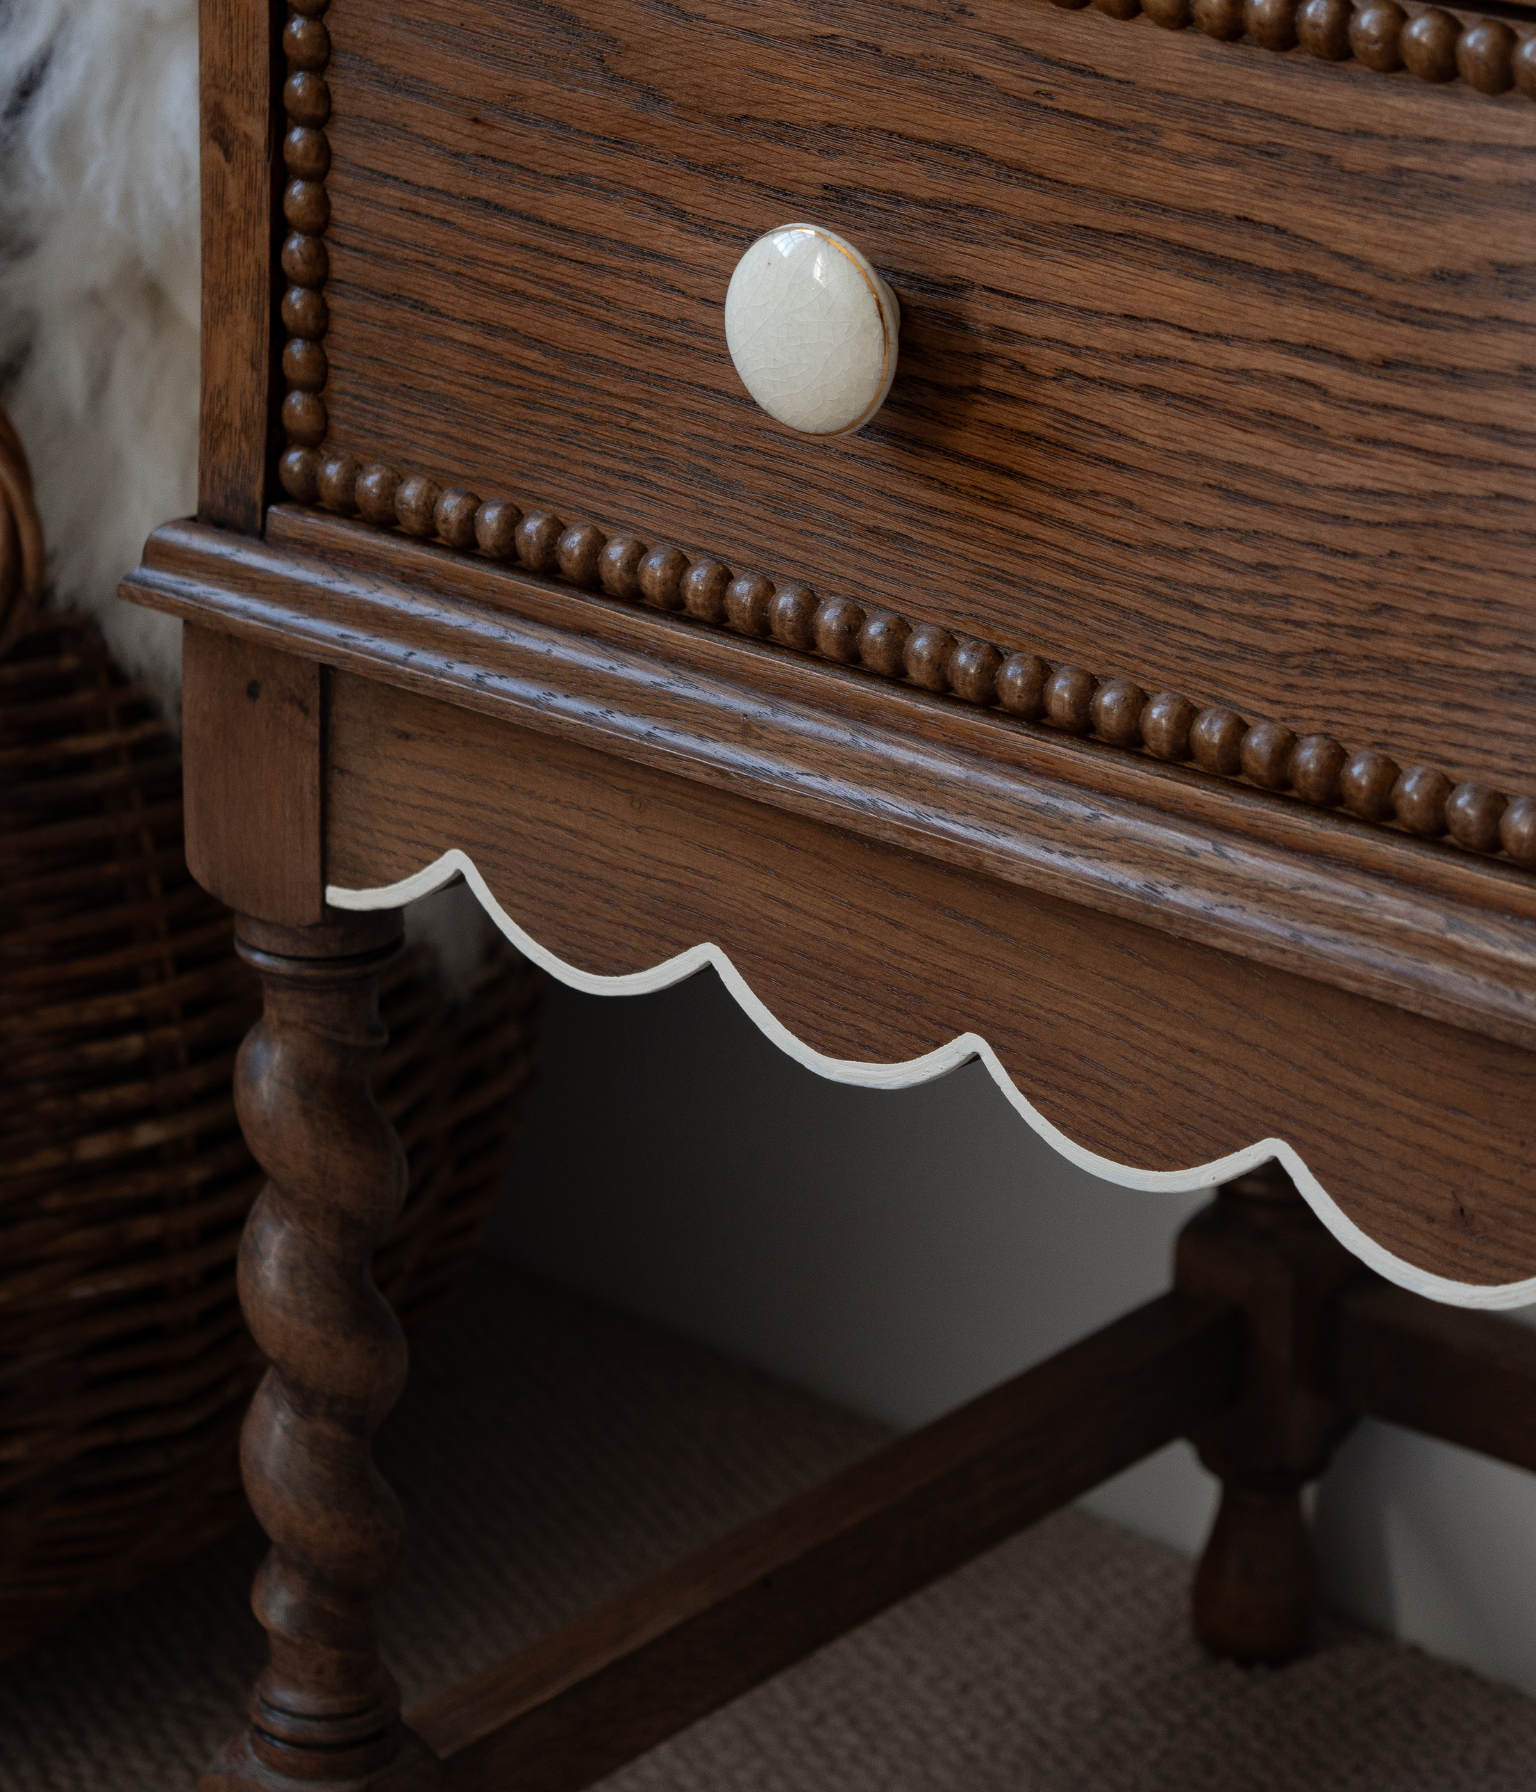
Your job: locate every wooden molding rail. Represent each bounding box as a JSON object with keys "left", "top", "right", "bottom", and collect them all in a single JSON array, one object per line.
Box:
[
  {"left": 121, "top": 518, "right": 1536, "bottom": 1055},
  {"left": 406, "top": 1292, "right": 1242, "bottom": 1792},
  {"left": 279, "top": 450, "right": 1536, "bottom": 876}
]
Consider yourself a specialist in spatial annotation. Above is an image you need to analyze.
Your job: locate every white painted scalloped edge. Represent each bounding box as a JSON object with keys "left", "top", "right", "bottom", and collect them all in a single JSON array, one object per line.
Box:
[{"left": 330, "top": 849, "right": 1536, "bottom": 1313}]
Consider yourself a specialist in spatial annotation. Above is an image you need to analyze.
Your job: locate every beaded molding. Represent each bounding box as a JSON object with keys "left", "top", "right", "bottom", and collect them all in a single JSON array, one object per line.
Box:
[
  {"left": 1054, "top": 0, "right": 1536, "bottom": 98},
  {"left": 272, "top": 0, "right": 1536, "bottom": 873}
]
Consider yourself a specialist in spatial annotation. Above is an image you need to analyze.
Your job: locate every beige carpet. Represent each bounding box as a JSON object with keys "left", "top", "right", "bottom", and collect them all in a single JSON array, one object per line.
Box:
[{"left": 3, "top": 1260, "right": 1536, "bottom": 1791}]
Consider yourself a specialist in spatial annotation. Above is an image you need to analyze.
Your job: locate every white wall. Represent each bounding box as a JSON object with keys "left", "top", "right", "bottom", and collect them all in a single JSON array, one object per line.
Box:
[{"left": 488, "top": 967, "right": 1536, "bottom": 1695}]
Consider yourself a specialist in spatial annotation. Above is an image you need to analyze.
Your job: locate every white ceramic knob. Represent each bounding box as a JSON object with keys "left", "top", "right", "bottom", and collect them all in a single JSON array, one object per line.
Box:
[{"left": 723, "top": 224, "right": 900, "bottom": 438}]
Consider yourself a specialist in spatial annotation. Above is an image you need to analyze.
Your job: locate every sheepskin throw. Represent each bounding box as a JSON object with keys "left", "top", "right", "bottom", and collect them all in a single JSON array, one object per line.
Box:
[{"left": 0, "top": 0, "right": 199, "bottom": 722}]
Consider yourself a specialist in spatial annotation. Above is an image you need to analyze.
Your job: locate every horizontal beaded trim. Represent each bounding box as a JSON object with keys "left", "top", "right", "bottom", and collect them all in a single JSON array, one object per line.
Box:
[
  {"left": 1053, "top": 0, "right": 1536, "bottom": 101},
  {"left": 279, "top": 443, "right": 1536, "bottom": 873}
]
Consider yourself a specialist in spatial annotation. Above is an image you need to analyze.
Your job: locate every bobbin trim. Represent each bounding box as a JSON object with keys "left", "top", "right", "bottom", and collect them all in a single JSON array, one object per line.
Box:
[
  {"left": 276, "top": 445, "right": 1536, "bottom": 872},
  {"left": 1053, "top": 0, "right": 1536, "bottom": 101}
]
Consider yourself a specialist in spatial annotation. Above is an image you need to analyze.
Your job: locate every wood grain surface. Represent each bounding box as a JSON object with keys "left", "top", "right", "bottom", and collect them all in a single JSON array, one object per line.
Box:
[
  {"left": 181, "top": 624, "right": 323, "bottom": 925},
  {"left": 198, "top": 0, "right": 280, "bottom": 533},
  {"left": 314, "top": 0, "right": 1536, "bottom": 793}
]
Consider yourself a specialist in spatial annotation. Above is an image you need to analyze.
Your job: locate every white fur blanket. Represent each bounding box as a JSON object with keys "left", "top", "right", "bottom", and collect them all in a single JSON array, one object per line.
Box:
[{"left": 0, "top": 0, "right": 198, "bottom": 720}]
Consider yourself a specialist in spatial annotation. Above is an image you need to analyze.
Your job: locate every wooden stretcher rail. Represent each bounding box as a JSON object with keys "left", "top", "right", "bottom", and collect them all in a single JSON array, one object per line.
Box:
[
  {"left": 1334, "top": 1280, "right": 1536, "bottom": 1475},
  {"left": 406, "top": 1291, "right": 1242, "bottom": 1792}
]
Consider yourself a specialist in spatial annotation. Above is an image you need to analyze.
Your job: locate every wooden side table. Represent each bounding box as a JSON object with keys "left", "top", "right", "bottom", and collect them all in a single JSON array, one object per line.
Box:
[{"left": 125, "top": 1, "right": 1536, "bottom": 1786}]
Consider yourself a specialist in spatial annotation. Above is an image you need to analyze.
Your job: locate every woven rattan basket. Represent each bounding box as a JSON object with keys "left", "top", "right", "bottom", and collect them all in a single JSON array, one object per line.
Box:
[{"left": 0, "top": 436, "right": 540, "bottom": 1658}]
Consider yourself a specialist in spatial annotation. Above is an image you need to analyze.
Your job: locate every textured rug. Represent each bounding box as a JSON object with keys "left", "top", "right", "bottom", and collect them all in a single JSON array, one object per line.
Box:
[{"left": 3, "top": 1259, "right": 1535, "bottom": 1792}]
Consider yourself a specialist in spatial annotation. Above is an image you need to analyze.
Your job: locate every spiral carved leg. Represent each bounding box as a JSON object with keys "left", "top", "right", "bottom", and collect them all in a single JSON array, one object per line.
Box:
[{"left": 199, "top": 914, "right": 440, "bottom": 1792}]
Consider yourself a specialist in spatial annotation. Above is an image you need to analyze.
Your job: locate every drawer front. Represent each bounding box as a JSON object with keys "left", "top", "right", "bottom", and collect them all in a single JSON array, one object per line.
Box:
[{"left": 288, "top": 0, "right": 1534, "bottom": 799}]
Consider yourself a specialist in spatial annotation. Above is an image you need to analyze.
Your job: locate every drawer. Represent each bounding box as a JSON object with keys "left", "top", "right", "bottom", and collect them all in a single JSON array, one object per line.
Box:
[{"left": 277, "top": 0, "right": 1536, "bottom": 806}]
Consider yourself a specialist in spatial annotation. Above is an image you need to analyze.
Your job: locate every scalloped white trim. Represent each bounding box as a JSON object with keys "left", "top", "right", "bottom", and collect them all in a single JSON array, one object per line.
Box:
[{"left": 330, "top": 850, "right": 1536, "bottom": 1312}]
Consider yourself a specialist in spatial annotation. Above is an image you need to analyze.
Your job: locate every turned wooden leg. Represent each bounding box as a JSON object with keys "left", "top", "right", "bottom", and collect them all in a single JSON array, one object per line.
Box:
[
  {"left": 200, "top": 913, "right": 439, "bottom": 1792},
  {"left": 1175, "top": 1163, "right": 1361, "bottom": 1664}
]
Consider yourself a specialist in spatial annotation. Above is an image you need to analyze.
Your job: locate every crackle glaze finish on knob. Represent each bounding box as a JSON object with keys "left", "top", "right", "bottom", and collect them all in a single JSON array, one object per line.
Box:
[{"left": 724, "top": 225, "right": 901, "bottom": 437}]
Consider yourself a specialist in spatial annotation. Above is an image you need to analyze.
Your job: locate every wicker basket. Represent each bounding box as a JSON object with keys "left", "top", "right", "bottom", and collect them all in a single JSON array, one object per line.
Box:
[
  {"left": 0, "top": 404, "right": 43, "bottom": 661},
  {"left": 0, "top": 607, "right": 541, "bottom": 1661}
]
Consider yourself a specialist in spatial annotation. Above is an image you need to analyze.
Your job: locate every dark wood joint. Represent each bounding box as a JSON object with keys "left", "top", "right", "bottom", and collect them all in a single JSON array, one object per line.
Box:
[
  {"left": 1174, "top": 1164, "right": 1365, "bottom": 1663},
  {"left": 182, "top": 623, "right": 325, "bottom": 926}
]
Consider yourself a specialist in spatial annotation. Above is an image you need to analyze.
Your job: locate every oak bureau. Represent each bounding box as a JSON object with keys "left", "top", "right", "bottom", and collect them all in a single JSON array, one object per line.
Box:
[{"left": 123, "top": 0, "right": 1536, "bottom": 1786}]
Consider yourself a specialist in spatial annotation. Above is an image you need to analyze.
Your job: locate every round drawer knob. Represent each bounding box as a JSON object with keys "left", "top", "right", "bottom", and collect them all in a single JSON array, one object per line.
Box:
[{"left": 724, "top": 224, "right": 900, "bottom": 437}]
